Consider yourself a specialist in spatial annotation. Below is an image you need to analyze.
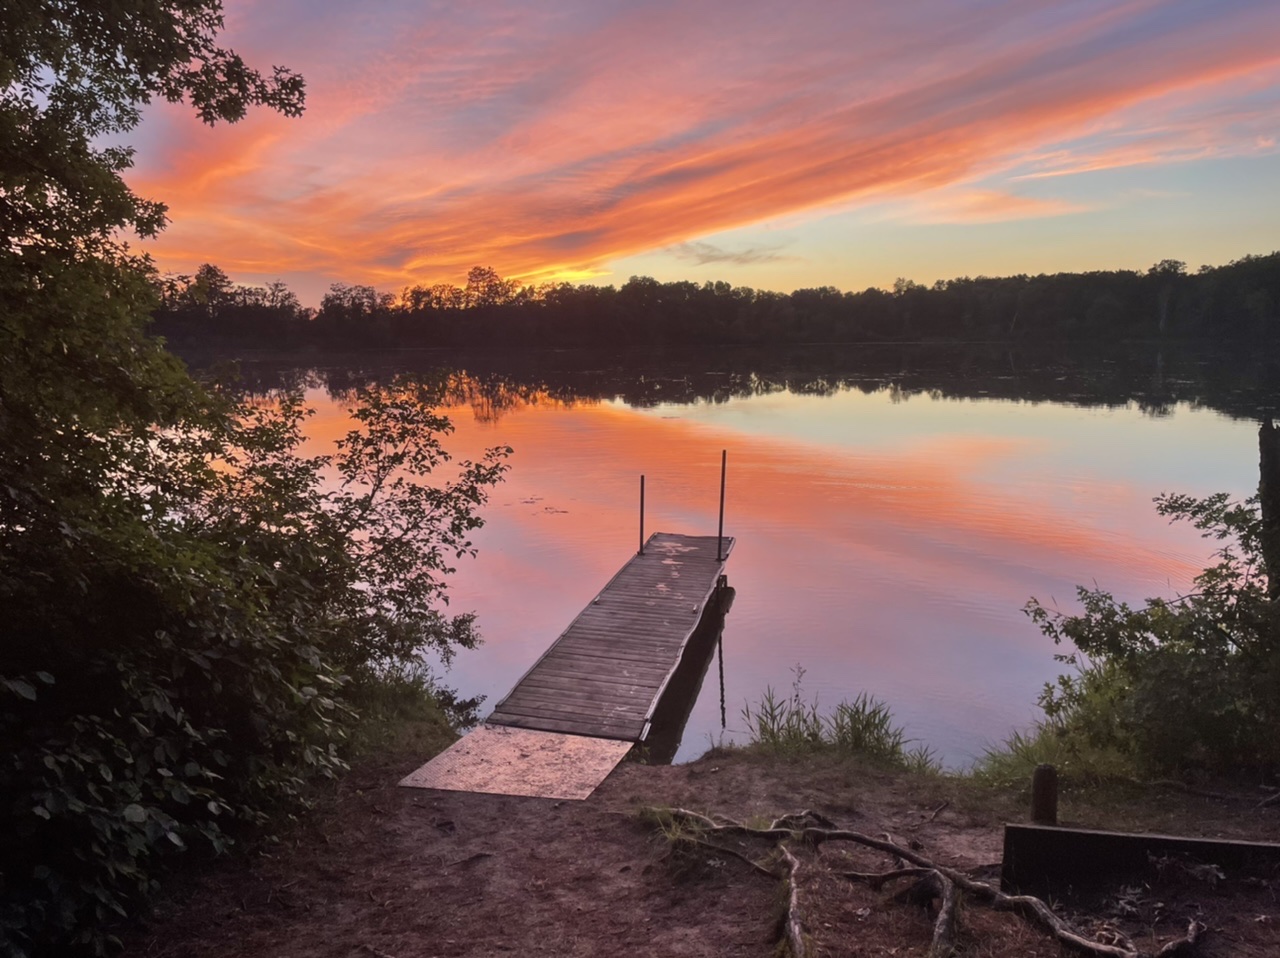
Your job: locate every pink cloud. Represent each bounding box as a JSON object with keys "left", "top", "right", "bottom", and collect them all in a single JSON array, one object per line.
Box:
[
  {"left": 127, "top": 0, "right": 1280, "bottom": 292},
  {"left": 891, "top": 189, "right": 1092, "bottom": 224}
]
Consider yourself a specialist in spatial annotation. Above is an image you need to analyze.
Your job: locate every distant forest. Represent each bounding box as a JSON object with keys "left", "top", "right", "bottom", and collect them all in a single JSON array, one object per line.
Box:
[{"left": 150, "top": 252, "right": 1280, "bottom": 350}]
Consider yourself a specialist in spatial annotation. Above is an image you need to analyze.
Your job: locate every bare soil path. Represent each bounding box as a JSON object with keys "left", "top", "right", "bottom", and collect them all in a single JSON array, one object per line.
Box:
[{"left": 127, "top": 743, "right": 1280, "bottom": 958}]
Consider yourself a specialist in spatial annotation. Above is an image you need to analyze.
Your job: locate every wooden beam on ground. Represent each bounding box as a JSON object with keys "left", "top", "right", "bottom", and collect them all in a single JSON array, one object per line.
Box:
[{"left": 1001, "top": 823, "right": 1280, "bottom": 893}]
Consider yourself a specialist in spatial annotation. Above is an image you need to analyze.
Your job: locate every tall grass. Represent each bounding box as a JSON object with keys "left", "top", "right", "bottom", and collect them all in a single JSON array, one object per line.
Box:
[
  {"left": 971, "top": 720, "right": 1137, "bottom": 788},
  {"left": 343, "top": 660, "right": 480, "bottom": 759},
  {"left": 741, "top": 670, "right": 939, "bottom": 773}
]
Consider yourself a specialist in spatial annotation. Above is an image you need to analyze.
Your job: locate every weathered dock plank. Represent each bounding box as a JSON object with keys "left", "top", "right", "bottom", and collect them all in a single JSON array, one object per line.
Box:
[{"left": 486, "top": 532, "right": 734, "bottom": 741}]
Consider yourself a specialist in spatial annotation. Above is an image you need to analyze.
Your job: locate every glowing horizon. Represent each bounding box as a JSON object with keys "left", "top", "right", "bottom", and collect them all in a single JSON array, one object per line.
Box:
[{"left": 126, "top": 0, "right": 1280, "bottom": 305}]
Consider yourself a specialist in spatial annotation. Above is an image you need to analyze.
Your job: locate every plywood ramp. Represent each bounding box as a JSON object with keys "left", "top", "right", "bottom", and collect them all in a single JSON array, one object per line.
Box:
[
  {"left": 486, "top": 532, "right": 734, "bottom": 742},
  {"left": 400, "top": 532, "right": 734, "bottom": 800},
  {"left": 398, "top": 725, "right": 633, "bottom": 801}
]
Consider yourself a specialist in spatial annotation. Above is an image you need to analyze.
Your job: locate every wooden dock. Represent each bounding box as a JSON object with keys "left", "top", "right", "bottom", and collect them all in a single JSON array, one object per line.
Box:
[{"left": 486, "top": 532, "right": 735, "bottom": 742}]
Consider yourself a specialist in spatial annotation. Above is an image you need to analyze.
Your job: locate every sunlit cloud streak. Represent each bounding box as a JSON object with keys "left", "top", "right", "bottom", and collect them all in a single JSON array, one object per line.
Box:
[
  {"left": 127, "top": 0, "right": 1280, "bottom": 294},
  {"left": 880, "top": 189, "right": 1092, "bottom": 224}
]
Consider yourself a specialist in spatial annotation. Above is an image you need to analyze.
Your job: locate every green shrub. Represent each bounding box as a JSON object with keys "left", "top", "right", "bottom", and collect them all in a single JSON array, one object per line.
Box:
[
  {"left": 0, "top": 382, "right": 508, "bottom": 955},
  {"left": 342, "top": 659, "right": 482, "bottom": 759},
  {"left": 1021, "top": 492, "right": 1280, "bottom": 778},
  {"left": 971, "top": 717, "right": 1137, "bottom": 788},
  {"left": 0, "top": 4, "right": 440, "bottom": 953}
]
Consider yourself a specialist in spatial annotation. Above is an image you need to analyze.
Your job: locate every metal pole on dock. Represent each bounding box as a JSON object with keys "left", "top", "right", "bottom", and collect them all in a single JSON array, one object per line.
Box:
[
  {"left": 716, "top": 450, "right": 727, "bottom": 561},
  {"left": 639, "top": 474, "right": 645, "bottom": 555},
  {"left": 717, "top": 634, "right": 726, "bottom": 729}
]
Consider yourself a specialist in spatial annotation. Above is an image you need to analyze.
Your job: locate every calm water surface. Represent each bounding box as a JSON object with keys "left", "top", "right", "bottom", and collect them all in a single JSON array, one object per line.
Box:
[{"left": 280, "top": 348, "right": 1270, "bottom": 765}]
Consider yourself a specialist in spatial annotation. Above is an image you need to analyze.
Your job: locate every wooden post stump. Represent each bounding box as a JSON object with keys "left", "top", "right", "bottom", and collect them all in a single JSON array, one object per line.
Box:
[{"left": 1031, "top": 764, "right": 1058, "bottom": 826}]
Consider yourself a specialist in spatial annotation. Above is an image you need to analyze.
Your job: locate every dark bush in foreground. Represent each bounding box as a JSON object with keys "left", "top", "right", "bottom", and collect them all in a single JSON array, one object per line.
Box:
[{"left": 1, "top": 379, "right": 508, "bottom": 954}]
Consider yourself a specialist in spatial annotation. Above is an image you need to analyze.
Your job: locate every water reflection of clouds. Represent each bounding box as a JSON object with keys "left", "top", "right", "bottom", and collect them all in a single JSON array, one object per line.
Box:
[
  {"left": 633, "top": 389, "right": 1259, "bottom": 512},
  {"left": 300, "top": 386, "right": 1254, "bottom": 764}
]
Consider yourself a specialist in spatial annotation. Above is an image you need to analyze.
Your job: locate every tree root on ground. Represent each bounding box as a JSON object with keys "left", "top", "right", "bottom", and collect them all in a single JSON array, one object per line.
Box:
[
  {"left": 779, "top": 843, "right": 806, "bottom": 958},
  {"left": 647, "top": 807, "right": 1206, "bottom": 958}
]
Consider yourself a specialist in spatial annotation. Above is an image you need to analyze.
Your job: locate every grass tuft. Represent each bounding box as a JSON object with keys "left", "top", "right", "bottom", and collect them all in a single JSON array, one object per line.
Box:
[
  {"left": 742, "top": 668, "right": 940, "bottom": 773},
  {"left": 970, "top": 720, "right": 1136, "bottom": 789}
]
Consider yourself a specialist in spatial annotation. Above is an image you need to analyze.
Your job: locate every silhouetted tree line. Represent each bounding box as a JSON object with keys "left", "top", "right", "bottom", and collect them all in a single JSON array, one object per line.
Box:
[{"left": 151, "top": 254, "right": 1280, "bottom": 350}]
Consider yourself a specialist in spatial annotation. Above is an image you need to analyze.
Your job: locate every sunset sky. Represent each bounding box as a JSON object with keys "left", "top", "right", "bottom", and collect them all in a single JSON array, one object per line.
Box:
[{"left": 127, "top": 0, "right": 1280, "bottom": 305}]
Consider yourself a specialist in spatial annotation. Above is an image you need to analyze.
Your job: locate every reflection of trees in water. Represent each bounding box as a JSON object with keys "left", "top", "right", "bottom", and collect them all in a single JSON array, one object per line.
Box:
[
  {"left": 217, "top": 363, "right": 598, "bottom": 424},
  {"left": 196, "top": 341, "right": 1280, "bottom": 426},
  {"left": 436, "top": 373, "right": 595, "bottom": 425}
]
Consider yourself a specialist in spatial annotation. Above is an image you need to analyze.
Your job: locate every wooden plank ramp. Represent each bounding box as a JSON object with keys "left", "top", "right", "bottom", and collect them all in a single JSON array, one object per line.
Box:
[{"left": 486, "top": 532, "right": 735, "bottom": 742}]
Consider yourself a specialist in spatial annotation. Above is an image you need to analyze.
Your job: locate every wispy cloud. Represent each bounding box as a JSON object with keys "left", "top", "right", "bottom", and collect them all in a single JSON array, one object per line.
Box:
[
  {"left": 127, "top": 0, "right": 1280, "bottom": 295},
  {"left": 884, "top": 189, "right": 1091, "bottom": 225},
  {"left": 666, "top": 241, "right": 790, "bottom": 266}
]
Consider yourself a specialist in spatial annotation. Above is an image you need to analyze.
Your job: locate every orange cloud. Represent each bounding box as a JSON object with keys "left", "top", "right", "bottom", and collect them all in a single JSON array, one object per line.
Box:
[
  {"left": 880, "top": 189, "right": 1091, "bottom": 224},
  {"left": 126, "top": 0, "right": 1280, "bottom": 295}
]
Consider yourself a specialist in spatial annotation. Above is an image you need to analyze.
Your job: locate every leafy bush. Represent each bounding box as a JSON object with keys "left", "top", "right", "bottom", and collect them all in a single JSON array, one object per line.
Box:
[
  {"left": 0, "top": 380, "right": 508, "bottom": 955},
  {"left": 1021, "top": 492, "right": 1280, "bottom": 779},
  {"left": 0, "top": 3, "right": 484, "bottom": 953}
]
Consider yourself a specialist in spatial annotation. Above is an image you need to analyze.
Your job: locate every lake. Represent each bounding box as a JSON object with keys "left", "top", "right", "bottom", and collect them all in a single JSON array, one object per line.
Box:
[{"left": 229, "top": 343, "right": 1280, "bottom": 766}]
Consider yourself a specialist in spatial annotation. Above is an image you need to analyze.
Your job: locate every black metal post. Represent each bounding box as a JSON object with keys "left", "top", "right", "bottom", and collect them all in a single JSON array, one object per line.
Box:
[
  {"left": 717, "top": 633, "right": 726, "bottom": 729},
  {"left": 716, "top": 449, "right": 727, "bottom": 560},
  {"left": 638, "top": 474, "right": 645, "bottom": 555}
]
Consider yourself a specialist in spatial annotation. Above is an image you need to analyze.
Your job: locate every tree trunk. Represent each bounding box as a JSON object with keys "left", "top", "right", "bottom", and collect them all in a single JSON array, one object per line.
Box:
[{"left": 1259, "top": 420, "right": 1280, "bottom": 602}]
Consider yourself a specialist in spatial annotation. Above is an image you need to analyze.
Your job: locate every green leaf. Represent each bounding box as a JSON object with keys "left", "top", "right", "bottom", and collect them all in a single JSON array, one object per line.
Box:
[
  {"left": 5, "top": 678, "right": 37, "bottom": 700},
  {"left": 122, "top": 804, "right": 147, "bottom": 824}
]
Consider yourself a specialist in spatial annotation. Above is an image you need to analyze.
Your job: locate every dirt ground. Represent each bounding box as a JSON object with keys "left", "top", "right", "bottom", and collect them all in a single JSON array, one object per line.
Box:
[{"left": 126, "top": 741, "right": 1280, "bottom": 958}]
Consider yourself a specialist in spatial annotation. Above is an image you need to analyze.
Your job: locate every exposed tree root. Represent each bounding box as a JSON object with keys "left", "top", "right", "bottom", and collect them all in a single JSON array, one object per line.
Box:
[
  {"left": 1131, "top": 778, "right": 1249, "bottom": 804},
  {"left": 649, "top": 807, "right": 1207, "bottom": 958},
  {"left": 677, "top": 834, "right": 779, "bottom": 880},
  {"left": 1155, "top": 921, "right": 1204, "bottom": 957},
  {"left": 841, "top": 866, "right": 931, "bottom": 890},
  {"left": 928, "top": 871, "right": 960, "bottom": 958},
  {"left": 908, "top": 799, "right": 950, "bottom": 829},
  {"left": 779, "top": 843, "right": 807, "bottom": 958}
]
